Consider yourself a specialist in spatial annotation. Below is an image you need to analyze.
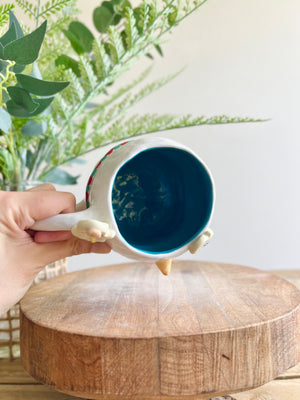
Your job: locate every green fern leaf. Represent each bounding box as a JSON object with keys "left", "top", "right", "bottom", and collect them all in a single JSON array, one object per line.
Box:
[
  {"left": 92, "top": 39, "right": 111, "bottom": 80},
  {"left": 71, "top": 116, "right": 89, "bottom": 156},
  {"left": 107, "top": 26, "right": 125, "bottom": 64},
  {"left": 51, "top": 93, "right": 71, "bottom": 122},
  {"left": 29, "top": 0, "right": 262, "bottom": 184},
  {"left": 95, "top": 113, "right": 264, "bottom": 147},
  {"left": 40, "top": 0, "right": 73, "bottom": 18},
  {"left": 47, "top": 116, "right": 58, "bottom": 138},
  {"left": 78, "top": 55, "right": 98, "bottom": 91},
  {"left": 0, "top": 4, "right": 15, "bottom": 28},
  {"left": 88, "top": 66, "right": 153, "bottom": 118},
  {"left": 135, "top": 1, "right": 150, "bottom": 34},
  {"left": 148, "top": 0, "right": 158, "bottom": 26},
  {"left": 93, "top": 69, "right": 183, "bottom": 128},
  {"left": 15, "top": 0, "right": 35, "bottom": 19},
  {"left": 124, "top": 7, "right": 139, "bottom": 49},
  {"left": 62, "top": 69, "right": 85, "bottom": 104}
]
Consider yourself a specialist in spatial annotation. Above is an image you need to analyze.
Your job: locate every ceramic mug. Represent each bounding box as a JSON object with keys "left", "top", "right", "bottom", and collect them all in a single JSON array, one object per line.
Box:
[{"left": 33, "top": 137, "right": 215, "bottom": 274}]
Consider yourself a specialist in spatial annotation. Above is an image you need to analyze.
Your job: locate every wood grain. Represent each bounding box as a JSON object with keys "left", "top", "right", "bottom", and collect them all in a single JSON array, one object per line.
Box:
[
  {"left": 20, "top": 261, "right": 300, "bottom": 399},
  {"left": 1, "top": 358, "right": 300, "bottom": 400},
  {"left": 1, "top": 382, "right": 299, "bottom": 400}
]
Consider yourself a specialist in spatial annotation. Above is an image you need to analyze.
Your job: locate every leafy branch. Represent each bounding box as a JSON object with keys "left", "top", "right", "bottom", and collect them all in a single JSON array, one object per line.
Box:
[
  {"left": 0, "top": 0, "right": 264, "bottom": 187},
  {"left": 15, "top": 0, "right": 74, "bottom": 24},
  {"left": 37, "top": 0, "right": 212, "bottom": 177}
]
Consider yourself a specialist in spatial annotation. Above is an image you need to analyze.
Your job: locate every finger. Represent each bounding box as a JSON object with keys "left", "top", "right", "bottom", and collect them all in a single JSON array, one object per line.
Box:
[
  {"left": 21, "top": 190, "right": 76, "bottom": 224},
  {"left": 31, "top": 237, "right": 111, "bottom": 266},
  {"left": 26, "top": 183, "right": 56, "bottom": 192},
  {"left": 34, "top": 231, "right": 72, "bottom": 243}
]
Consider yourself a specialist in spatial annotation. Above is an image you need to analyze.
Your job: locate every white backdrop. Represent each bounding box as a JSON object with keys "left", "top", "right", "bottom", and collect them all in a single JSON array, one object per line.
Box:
[{"left": 20, "top": 0, "right": 300, "bottom": 271}]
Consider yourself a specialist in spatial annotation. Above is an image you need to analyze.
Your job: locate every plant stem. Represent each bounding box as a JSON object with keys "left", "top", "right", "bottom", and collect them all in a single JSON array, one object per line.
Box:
[
  {"left": 27, "top": 139, "right": 48, "bottom": 180},
  {"left": 5, "top": 129, "right": 20, "bottom": 187},
  {"left": 36, "top": 0, "right": 41, "bottom": 28}
]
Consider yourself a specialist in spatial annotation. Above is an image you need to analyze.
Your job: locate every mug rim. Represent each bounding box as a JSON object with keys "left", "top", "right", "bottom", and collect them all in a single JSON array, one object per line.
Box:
[{"left": 105, "top": 139, "right": 215, "bottom": 258}]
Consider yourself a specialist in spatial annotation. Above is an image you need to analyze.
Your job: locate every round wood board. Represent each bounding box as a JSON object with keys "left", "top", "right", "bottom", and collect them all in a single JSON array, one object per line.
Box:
[{"left": 20, "top": 261, "right": 300, "bottom": 400}]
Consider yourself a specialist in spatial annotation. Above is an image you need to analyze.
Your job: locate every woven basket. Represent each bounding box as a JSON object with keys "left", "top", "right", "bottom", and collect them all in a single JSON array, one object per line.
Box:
[{"left": 0, "top": 258, "right": 67, "bottom": 361}]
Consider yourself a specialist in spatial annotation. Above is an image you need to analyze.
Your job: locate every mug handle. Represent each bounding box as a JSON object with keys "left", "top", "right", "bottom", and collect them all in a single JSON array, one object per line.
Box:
[
  {"left": 31, "top": 207, "right": 115, "bottom": 243},
  {"left": 31, "top": 207, "right": 93, "bottom": 231}
]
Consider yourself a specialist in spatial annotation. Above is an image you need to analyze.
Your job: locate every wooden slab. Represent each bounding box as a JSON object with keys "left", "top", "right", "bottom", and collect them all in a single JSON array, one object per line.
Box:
[
  {"left": 20, "top": 261, "right": 300, "bottom": 400},
  {"left": 1, "top": 358, "right": 300, "bottom": 400},
  {"left": 1, "top": 381, "right": 300, "bottom": 400}
]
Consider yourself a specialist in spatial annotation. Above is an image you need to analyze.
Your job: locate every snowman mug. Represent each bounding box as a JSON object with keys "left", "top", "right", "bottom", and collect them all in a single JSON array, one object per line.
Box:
[{"left": 32, "top": 137, "right": 215, "bottom": 275}]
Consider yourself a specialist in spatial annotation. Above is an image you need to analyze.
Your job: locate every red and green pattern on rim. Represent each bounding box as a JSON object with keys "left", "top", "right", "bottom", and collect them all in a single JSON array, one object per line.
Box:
[{"left": 85, "top": 142, "right": 128, "bottom": 208}]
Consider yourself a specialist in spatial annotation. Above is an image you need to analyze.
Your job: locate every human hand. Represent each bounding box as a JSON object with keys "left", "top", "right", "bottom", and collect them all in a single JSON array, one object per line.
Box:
[{"left": 0, "top": 184, "right": 111, "bottom": 314}]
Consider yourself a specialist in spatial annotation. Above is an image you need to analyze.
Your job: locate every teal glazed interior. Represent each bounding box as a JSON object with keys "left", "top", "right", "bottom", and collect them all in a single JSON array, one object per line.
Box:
[{"left": 111, "top": 147, "right": 214, "bottom": 254}]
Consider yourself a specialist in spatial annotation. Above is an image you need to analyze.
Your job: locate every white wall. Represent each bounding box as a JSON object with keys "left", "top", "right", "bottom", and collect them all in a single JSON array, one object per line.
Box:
[{"left": 14, "top": 0, "right": 300, "bottom": 271}]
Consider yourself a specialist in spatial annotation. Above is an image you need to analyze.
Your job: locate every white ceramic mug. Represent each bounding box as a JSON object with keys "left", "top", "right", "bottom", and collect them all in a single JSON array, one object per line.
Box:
[{"left": 33, "top": 137, "right": 215, "bottom": 274}]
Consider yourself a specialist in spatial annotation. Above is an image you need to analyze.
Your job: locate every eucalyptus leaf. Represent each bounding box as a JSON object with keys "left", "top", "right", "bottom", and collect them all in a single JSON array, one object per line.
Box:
[
  {"left": 6, "top": 96, "right": 53, "bottom": 118},
  {"left": 69, "top": 22, "right": 94, "bottom": 53},
  {"left": 1, "top": 90, "right": 9, "bottom": 103},
  {"left": 3, "top": 20, "right": 47, "bottom": 65},
  {"left": 62, "top": 29, "right": 85, "bottom": 54},
  {"left": 8, "top": 9, "right": 24, "bottom": 39},
  {"left": 93, "top": 6, "right": 115, "bottom": 33},
  {"left": 16, "top": 74, "right": 69, "bottom": 96},
  {"left": 12, "top": 63, "right": 25, "bottom": 73},
  {"left": 0, "top": 21, "right": 17, "bottom": 47},
  {"left": 101, "top": 0, "right": 115, "bottom": 13},
  {"left": 55, "top": 55, "right": 80, "bottom": 76},
  {"left": 7, "top": 87, "right": 38, "bottom": 111},
  {"left": 43, "top": 168, "right": 79, "bottom": 185},
  {"left": 0, "top": 108, "right": 12, "bottom": 134},
  {"left": 0, "top": 56, "right": 24, "bottom": 74},
  {"left": 63, "top": 22, "right": 94, "bottom": 55},
  {"left": 21, "top": 120, "right": 47, "bottom": 136},
  {"left": 6, "top": 100, "right": 38, "bottom": 118},
  {"left": 0, "top": 60, "right": 8, "bottom": 75},
  {"left": 25, "top": 149, "right": 33, "bottom": 169},
  {"left": 28, "top": 96, "right": 54, "bottom": 116}
]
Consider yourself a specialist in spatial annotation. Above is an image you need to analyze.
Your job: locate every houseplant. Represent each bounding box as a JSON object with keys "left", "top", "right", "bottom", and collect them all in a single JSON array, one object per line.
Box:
[
  {"left": 0, "top": 0, "right": 260, "bottom": 360},
  {"left": 0, "top": 0, "right": 259, "bottom": 190}
]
